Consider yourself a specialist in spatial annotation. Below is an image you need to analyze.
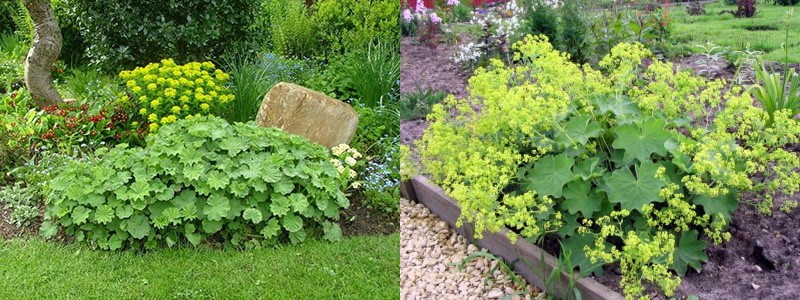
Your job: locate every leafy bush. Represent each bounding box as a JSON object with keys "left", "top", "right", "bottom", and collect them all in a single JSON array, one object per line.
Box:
[
  {"left": 43, "top": 117, "right": 356, "bottom": 250},
  {"left": 519, "top": 0, "right": 559, "bottom": 45},
  {"left": 557, "top": 0, "right": 588, "bottom": 63},
  {"left": 119, "top": 59, "right": 234, "bottom": 133},
  {"left": 0, "top": 33, "right": 26, "bottom": 92},
  {"left": 265, "top": 0, "right": 319, "bottom": 58},
  {"left": 416, "top": 36, "right": 800, "bottom": 298},
  {"left": 774, "top": 0, "right": 800, "bottom": 5},
  {"left": 453, "top": 3, "right": 473, "bottom": 22},
  {"left": 0, "top": 182, "right": 40, "bottom": 228},
  {"left": 686, "top": 2, "right": 706, "bottom": 16},
  {"left": 62, "top": 0, "right": 259, "bottom": 71},
  {"left": 311, "top": 0, "right": 399, "bottom": 55},
  {"left": 400, "top": 89, "right": 447, "bottom": 120},
  {"left": 1, "top": 88, "right": 142, "bottom": 157},
  {"left": 351, "top": 103, "right": 399, "bottom": 213}
]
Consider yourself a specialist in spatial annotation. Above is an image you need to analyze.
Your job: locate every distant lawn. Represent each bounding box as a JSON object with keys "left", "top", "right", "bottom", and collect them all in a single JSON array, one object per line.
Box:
[
  {"left": 670, "top": 2, "right": 800, "bottom": 63},
  {"left": 0, "top": 234, "right": 399, "bottom": 300}
]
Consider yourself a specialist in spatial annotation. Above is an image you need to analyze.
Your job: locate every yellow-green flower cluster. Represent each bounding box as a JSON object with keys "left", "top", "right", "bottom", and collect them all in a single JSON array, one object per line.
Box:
[{"left": 119, "top": 59, "right": 234, "bottom": 133}]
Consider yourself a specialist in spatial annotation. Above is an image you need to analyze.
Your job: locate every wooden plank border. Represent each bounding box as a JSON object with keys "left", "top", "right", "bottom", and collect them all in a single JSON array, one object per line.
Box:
[{"left": 401, "top": 175, "right": 624, "bottom": 300}]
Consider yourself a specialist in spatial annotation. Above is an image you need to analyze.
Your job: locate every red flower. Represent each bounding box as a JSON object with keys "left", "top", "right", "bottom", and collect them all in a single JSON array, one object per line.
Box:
[{"left": 10, "top": 92, "right": 16, "bottom": 99}]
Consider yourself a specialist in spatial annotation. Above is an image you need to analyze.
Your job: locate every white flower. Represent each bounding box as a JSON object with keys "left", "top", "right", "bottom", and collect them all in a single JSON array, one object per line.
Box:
[
  {"left": 345, "top": 157, "right": 357, "bottom": 167},
  {"left": 447, "top": 0, "right": 459, "bottom": 5},
  {"left": 349, "top": 169, "right": 357, "bottom": 179},
  {"left": 351, "top": 181, "right": 362, "bottom": 189},
  {"left": 332, "top": 144, "right": 348, "bottom": 156}
]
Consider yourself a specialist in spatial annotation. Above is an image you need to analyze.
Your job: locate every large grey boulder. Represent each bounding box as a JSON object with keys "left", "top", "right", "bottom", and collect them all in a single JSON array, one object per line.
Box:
[{"left": 255, "top": 82, "right": 359, "bottom": 148}]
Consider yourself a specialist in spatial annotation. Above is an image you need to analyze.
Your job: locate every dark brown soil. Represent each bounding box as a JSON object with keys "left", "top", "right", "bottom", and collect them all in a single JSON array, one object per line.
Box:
[
  {"left": 338, "top": 191, "right": 398, "bottom": 237},
  {"left": 400, "top": 36, "right": 471, "bottom": 149},
  {"left": 401, "top": 39, "right": 800, "bottom": 298}
]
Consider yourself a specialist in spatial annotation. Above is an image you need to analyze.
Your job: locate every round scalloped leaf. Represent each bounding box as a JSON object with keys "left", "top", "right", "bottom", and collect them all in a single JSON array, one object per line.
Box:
[
  {"left": 260, "top": 218, "right": 281, "bottom": 239},
  {"left": 71, "top": 205, "right": 91, "bottom": 225},
  {"left": 126, "top": 214, "right": 151, "bottom": 239},
  {"left": 93, "top": 205, "right": 115, "bottom": 224},
  {"left": 524, "top": 153, "right": 574, "bottom": 197},
  {"left": 242, "top": 208, "right": 263, "bottom": 224},
  {"left": 282, "top": 213, "right": 303, "bottom": 232},
  {"left": 203, "top": 194, "right": 230, "bottom": 221}
]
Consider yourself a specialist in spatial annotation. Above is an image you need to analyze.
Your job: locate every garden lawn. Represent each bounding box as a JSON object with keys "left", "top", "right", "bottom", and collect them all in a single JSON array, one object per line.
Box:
[
  {"left": 0, "top": 234, "right": 399, "bottom": 300},
  {"left": 670, "top": 2, "right": 800, "bottom": 63}
]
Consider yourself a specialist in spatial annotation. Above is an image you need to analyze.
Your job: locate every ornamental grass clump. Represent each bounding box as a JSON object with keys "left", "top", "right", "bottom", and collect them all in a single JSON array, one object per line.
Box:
[
  {"left": 42, "top": 117, "right": 357, "bottom": 250},
  {"left": 416, "top": 35, "right": 800, "bottom": 298},
  {"left": 119, "top": 59, "right": 234, "bottom": 133}
]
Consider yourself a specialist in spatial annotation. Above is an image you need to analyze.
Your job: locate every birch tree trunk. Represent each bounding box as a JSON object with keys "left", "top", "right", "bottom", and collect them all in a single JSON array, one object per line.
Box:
[{"left": 23, "top": 0, "right": 62, "bottom": 107}]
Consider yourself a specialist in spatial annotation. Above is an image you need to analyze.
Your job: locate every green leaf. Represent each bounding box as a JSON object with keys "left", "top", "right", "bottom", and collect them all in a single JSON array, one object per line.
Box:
[
  {"left": 161, "top": 207, "right": 181, "bottom": 225},
  {"left": 612, "top": 117, "right": 672, "bottom": 164},
  {"left": 282, "top": 213, "right": 303, "bottom": 232},
  {"left": 288, "top": 228, "right": 306, "bottom": 244},
  {"left": 185, "top": 232, "right": 203, "bottom": 246},
  {"left": 203, "top": 194, "right": 230, "bottom": 221},
  {"left": 179, "top": 148, "right": 203, "bottom": 165},
  {"left": 322, "top": 221, "right": 342, "bottom": 242},
  {"left": 72, "top": 205, "right": 91, "bottom": 225},
  {"left": 605, "top": 161, "right": 666, "bottom": 212},
  {"left": 555, "top": 115, "right": 602, "bottom": 147},
  {"left": 85, "top": 193, "right": 106, "bottom": 208},
  {"left": 242, "top": 208, "right": 263, "bottom": 224},
  {"left": 116, "top": 205, "right": 134, "bottom": 219},
  {"left": 126, "top": 214, "right": 151, "bottom": 239},
  {"left": 230, "top": 181, "right": 250, "bottom": 198},
  {"left": 693, "top": 191, "right": 738, "bottom": 221},
  {"left": 202, "top": 218, "right": 224, "bottom": 234},
  {"left": 183, "top": 163, "right": 205, "bottom": 181},
  {"left": 595, "top": 95, "right": 641, "bottom": 119},
  {"left": 562, "top": 180, "right": 603, "bottom": 218},
  {"left": 39, "top": 221, "right": 58, "bottom": 239},
  {"left": 574, "top": 157, "right": 604, "bottom": 180},
  {"left": 672, "top": 230, "right": 708, "bottom": 276},
  {"left": 561, "top": 233, "right": 605, "bottom": 277},
  {"left": 219, "top": 136, "right": 247, "bottom": 156},
  {"left": 93, "top": 205, "right": 115, "bottom": 224},
  {"left": 261, "top": 165, "right": 283, "bottom": 183},
  {"left": 270, "top": 195, "right": 291, "bottom": 216},
  {"left": 524, "top": 153, "right": 574, "bottom": 197},
  {"left": 207, "top": 170, "right": 230, "bottom": 190},
  {"left": 260, "top": 218, "right": 281, "bottom": 239},
  {"left": 128, "top": 180, "right": 151, "bottom": 201},
  {"left": 288, "top": 193, "right": 309, "bottom": 213},
  {"left": 274, "top": 179, "right": 294, "bottom": 195}
]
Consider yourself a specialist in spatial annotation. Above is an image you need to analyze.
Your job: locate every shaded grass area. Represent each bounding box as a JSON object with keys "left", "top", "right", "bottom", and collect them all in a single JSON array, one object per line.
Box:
[
  {"left": 0, "top": 234, "right": 399, "bottom": 299},
  {"left": 670, "top": 2, "right": 800, "bottom": 63}
]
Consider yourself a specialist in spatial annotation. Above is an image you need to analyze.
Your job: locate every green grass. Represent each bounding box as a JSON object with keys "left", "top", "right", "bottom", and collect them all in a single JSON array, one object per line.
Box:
[
  {"left": 670, "top": 2, "right": 800, "bottom": 63},
  {"left": 0, "top": 234, "right": 399, "bottom": 299}
]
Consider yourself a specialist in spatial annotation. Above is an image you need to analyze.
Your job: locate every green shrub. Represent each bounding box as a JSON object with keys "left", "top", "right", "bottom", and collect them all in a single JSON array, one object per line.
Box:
[
  {"left": 520, "top": 0, "right": 559, "bottom": 45},
  {"left": 0, "top": 182, "right": 40, "bottom": 228},
  {"left": 557, "top": 0, "right": 589, "bottom": 63},
  {"left": 42, "top": 117, "right": 356, "bottom": 250},
  {"left": 453, "top": 3, "right": 473, "bottom": 22},
  {"left": 400, "top": 89, "right": 447, "bottom": 120},
  {"left": 416, "top": 36, "right": 800, "bottom": 298},
  {"left": 774, "top": 0, "right": 800, "bottom": 5},
  {"left": 119, "top": 59, "right": 234, "bottom": 134},
  {"left": 62, "top": 0, "right": 259, "bottom": 71},
  {"left": 311, "top": 0, "right": 399, "bottom": 56},
  {"left": 265, "top": 0, "right": 319, "bottom": 58}
]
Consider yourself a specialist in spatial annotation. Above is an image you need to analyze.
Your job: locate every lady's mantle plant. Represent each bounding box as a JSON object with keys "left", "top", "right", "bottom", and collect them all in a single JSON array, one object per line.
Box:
[
  {"left": 42, "top": 117, "right": 353, "bottom": 250},
  {"left": 416, "top": 35, "right": 800, "bottom": 298}
]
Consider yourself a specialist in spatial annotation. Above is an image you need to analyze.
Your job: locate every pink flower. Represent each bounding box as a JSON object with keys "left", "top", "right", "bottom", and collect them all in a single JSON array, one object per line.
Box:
[
  {"left": 447, "top": 0, "right": 460, "bottom": 5},
  {"left": 415, "top": 0, "right": 426, "bottom": 13},
  {"left": 430, "top": 12, "right": 442, "bottom": 24},
  {"left": 402, "top": 9, "right": 413, "bottom": 22}
]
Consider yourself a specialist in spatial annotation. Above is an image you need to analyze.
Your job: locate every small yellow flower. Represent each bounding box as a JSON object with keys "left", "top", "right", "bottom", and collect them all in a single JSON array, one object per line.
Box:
[
  {"left": 171, "top": 106, "right": 181, "bottom": 114},
  {"left": 139, "top": 108, "right": 148, "bottom": 115},
  {"left": 202, "top": 61, "right": 215, "bottom": 69},
  {"left": 132, "top": 86, "right": 142, "bottom": 93},
  {"left": 126, "top": 80, "right": 137, "bottom": 88},
  {"left": 131, "top": 121, "right": 139, "bottom": 127},
  {"left": 148, "top": 113, "right": 158, "bottom": 122},
  {"left": 147, "top": 83, "right": 158, "bottom": 90},
  {"left": 119, "top": 70, "right": 131, "bottom": 79},
  {"left": 345, "top": 157, "right": 357, "bottom": 166},
  {"left": 195, "top": 78, "right": 204, "bottom": 85},
  {"left": 179, "top": 95, "right": 190, "bottom": 103},
  {"left": 149, "top": 123, "right": 159, "bottom": 132},
  {"left": 164, "top": 88, "right": 177, "bottom": 98},
  {"left": 200, "top": 103, "right": 210, "bottom": 111},
  {"left": 138, "top": 95, "right": 148, "bottom": 103},
  {"left": 150, "top": 99, "right": 161, "bottom": 108},
  {"left": 209, "top": 91, "right": 218, "bottom": 97},
  {"left": 157, "top": 77, "right": 166, "bottom": 85}
]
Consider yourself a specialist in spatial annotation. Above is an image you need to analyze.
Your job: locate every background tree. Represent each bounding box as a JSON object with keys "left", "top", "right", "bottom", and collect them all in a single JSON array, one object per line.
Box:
[{"left": 23, "top": 0, "right": 63, "bottom": 106}]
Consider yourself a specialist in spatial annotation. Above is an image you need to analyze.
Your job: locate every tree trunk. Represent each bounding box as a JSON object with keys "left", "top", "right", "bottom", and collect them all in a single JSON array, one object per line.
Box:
[{"left": 23, "top": 0, "right": 62, "bottom": 107}]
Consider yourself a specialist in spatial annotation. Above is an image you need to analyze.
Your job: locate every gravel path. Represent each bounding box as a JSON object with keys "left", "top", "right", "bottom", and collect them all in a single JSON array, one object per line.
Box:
[{"left": 400, "top": 198, "right": 542, "bottom": 300}]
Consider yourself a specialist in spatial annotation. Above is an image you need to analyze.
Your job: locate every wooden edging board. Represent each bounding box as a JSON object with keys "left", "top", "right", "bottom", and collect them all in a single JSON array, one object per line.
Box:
[{"left": 401, "top": 176, "right": 624, "bottom": 300}]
